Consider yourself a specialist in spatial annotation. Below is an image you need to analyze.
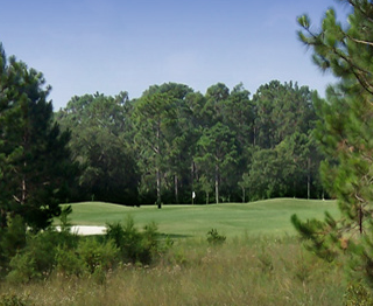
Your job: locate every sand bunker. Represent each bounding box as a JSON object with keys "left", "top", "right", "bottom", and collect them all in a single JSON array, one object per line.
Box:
[{"left": 56, "top": 225, "right": 107, "bottom": 236}]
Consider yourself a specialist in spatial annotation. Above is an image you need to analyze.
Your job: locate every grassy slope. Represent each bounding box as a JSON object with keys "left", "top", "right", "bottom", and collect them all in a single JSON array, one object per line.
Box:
[{"left": 63, "top": 198, "right": 339, "bottom": 238}]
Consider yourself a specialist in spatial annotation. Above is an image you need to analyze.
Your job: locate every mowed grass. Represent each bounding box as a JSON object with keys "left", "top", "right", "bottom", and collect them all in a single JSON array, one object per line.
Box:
[{"left": 62, "top": 198, "right": 339, "bottom": 238}]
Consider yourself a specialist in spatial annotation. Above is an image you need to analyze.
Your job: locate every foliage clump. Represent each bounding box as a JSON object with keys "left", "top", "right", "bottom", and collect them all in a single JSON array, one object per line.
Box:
[
  {"left": 0, "top": 293, "right": 30, "bottom": 306},
  {"left": 0, "top": 214, "right": 168, "bottom": 284},
  {"left": 106, "top": 216, "right": 165, "bottom": 265},
  {"left": 206, "top": 228, "right": 226, "bottom": 245},
  {"left": 344, "top": 281, "right": 373, "bottom": 306}
]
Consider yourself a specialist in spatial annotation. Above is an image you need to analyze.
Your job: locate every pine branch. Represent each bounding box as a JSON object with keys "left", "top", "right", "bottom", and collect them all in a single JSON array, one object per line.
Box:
[{"left": 349, "top": 37, "right": 373, "bottom": 47}]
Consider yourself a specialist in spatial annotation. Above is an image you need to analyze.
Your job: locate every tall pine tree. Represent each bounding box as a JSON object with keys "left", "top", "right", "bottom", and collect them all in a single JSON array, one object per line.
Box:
[
  {"left": 292, "top": 1, "right": 373, "bottom": 289},
  {"left": 132, "top": 91, "right": 178, "bottom": 208},
  {"left": 0, "top": 44, "right": 78, "bottom": 231}
]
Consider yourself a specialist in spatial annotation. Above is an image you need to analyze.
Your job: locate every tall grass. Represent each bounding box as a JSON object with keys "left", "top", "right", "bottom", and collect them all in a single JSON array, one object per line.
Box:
[{"left": 0, "top": 235, "right": 344, "bottom": 306}]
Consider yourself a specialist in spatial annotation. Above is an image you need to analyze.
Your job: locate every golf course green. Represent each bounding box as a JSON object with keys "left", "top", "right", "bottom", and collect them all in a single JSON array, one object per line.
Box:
[{"left": 63, "top": 198, "right": 338, "bottom": 238}]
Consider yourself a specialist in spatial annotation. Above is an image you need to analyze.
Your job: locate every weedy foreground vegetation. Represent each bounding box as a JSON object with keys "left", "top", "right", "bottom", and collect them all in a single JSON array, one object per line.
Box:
[
  {"left": 0, "top": 233, "right": 345, "bottom": 306},
  {"left": 0, "top": 200, "right": 348, "bottom": 306}
]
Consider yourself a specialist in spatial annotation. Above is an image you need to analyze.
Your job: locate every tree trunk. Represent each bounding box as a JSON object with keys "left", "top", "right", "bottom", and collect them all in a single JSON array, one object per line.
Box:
[
  {"left": 156, "top": 124, "right": 162, "bottom": 209},
  {"left": 191, "top": 161, "right": 194, "bottom": 204},
  {"left": 215, "top": 164, "right": 219, "bottom": 204},
  {"left": 307, "top": 157, "right": 311, "bottom": 200},
  {"left": 206, "top": 192, "right": 209, "bottom": 205},
  {"left": 21, "top": 161, "right": 27, "bottom": 205},
  {"left": 359, "top": 203, "right": 363, "bottom": 235},
  {"left": 156, "top": 168, "right": 161, "bottom": 209},
  {"left": 22, "top": 176, "right": 27, "bottom": 205},
  {"left": 175, "top": 174, "right": 179, "bottom": 204},
  {"left": 253, "top": 124, "right": 256, "bottom": 147}
]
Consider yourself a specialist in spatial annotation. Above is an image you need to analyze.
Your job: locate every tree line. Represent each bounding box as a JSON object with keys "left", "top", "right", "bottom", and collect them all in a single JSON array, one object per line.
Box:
[
  {"left": 0, "top": 40, "right": 326, "bottom": 229},
  {"left": 56, "top": 80, "right": 324, "bottom": 206}
]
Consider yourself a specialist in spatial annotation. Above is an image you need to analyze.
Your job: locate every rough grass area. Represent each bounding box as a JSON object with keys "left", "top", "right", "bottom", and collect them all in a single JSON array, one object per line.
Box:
[
  {"left": 0, "top": 236, "right": 344, "bottom": 306},
  {"left": 62, "top": 198, "right": 339, "bottom": 238},
  {"left": 2, "top": 200, "right": 345, "bottom": 305}
]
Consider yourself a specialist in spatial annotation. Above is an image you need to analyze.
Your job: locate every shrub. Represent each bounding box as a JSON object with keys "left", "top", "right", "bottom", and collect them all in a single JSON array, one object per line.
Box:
[
  {"left": 106, "top": 216, "right": 142, "bottom": 263},
  {"left": 58, "top": 205, "right": 73, "bottom": 233},
  {"left": 0, "top": 293, "right": 30, "bottom": 306},
  {"left": 106, "top": 216, "right": 165, "bottom": 265},
  {"left": 77, "top": 237, "right": 119, "bottom": 274},
  {"left": 55, "top": 246, "right": 85, "bottom": 278},
  {"left": 139, "top": 221, "right": 159, "bottom": 264},
  {"left": 105, "top": 221, "right": 125, "bottom": 249},
  {"left": 0, "top": 215, "right": 26, "bottom": 265},
  {"left": 5, "top": 228, "right": 79, "bottom": 283},
  {"left": 25, "top": 232, "right": 60, "bottom": 277},
  {"left": 206, "top": 229, "right": 226, "bottom": 245},
  {"left": 6, "top": 252, "right": 38, "bottom": 283},
  {"left": 344, "top": 281, "right": 373, "bottom": 306}
]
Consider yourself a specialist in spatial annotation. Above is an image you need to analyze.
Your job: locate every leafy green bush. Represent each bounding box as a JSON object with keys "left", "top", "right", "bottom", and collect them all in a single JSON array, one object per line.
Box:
[
  {"left": 105, "top": 221, "right": 126, "bottom": 249},
  {"left": 58, "top": 205, "right": 73, "bottom": 233},
  {"left": 106, "top": 216, "right": 142, "bottom": 263},
  {"left": 6, "top": 252, "right": 38, "bottom": 283},
  {"left": 344, "top": 281, "right": 373, "bottom": 306},
  {"left": 0, "top": 215, "right": 26, "bottom": 266},
  {"left": 206, "top": 229, "right": 226, "bottom": 245},
  {"left": 77, "top": 237, "right": 119, "bottom": 274},
  {"left": 5, "top": 228, "right": 79, "bottom": 283},
  {"left": 55, "top": 246, "right": 85, "bottom": 278},
  {"left": 106, "top": 216, "right": 165, "bottom": 265},
  {"left": 138, "top": 221, "right": 159, "bottom": 264},
  {"left": 25, "top": 232, "right": 60, "bottom": 277},
  {"left": 0, "top": 293, "right": 30, "bottom": 306},
  {"left": 6, "top": 232, "right": 59, "bottom": 283},
  {"left": 1, "top": 214, "right": 168, "bottom": 283}
]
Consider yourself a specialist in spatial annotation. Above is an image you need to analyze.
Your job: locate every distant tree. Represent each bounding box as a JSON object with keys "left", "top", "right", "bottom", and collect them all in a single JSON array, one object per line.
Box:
[
  {"left": 131, "top": 83, "right": 196, "bottom": 205},
  {"left": 292, "top": 0, "right": 373, "bottom": 290},
  {"left": 249, "top": 81, "right": 320, "bottom": 199},
  {"left": 224, "top": 84, "right": 254, "bottom": 199},
  {"left": 155, "top": 83, "right": 194, "bottom": 204},
  {"left": 183, "top": 91, "right": 207, "bottom": 202},
  {"left": 195, "top": 122, "right": 237, "bottom": 204},
  {"left": 203, "top": 83, "right": 230, "bottom": 126},
  {"left": 56, "top": 92, "right": 139, "bottom": 204},
  {"left": 238, "top": 173, "right": 250, "bottom": 203},
  {"left": 0, "top": 43, "right": 78, "bottom": 231},
  {"left": 132, "top": 91, "right": 178, "bottom": 208},
  {"left": 252, "top": 80, "right": 315, "bottom": 149},
  {"left": 247, "top": 148, "right": 283, "bottom": 199},
  {"left": 275, "top": 131, "right": 322, "bottom": 199},
  {"left": 199, "top": 175, "right": 213, "bottom": 204}
]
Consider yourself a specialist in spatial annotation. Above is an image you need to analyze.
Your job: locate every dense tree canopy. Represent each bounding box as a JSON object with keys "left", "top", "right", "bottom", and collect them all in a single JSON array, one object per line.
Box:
[
  {"left": 56, "top": 92, "right": 139, "bottom": 204},
  {"left": 55, "top": 80, "right": 322, "bottom": 205}
]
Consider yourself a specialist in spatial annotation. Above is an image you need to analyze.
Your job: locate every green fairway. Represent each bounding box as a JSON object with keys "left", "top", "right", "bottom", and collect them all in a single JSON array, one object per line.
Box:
[{"left": 62, "top": 198, "right": 339, "bottom": 238}]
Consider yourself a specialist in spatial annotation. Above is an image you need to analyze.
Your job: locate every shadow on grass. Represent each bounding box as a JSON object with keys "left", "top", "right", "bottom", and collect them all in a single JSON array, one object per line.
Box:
[{"left": 158, "top": 233, "right": 192, "bottom": 239}]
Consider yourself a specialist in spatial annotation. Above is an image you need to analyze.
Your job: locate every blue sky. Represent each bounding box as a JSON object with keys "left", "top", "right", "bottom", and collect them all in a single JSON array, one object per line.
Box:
[{"left": 1, "top": 0, "right": 349, "bottom": 110}]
